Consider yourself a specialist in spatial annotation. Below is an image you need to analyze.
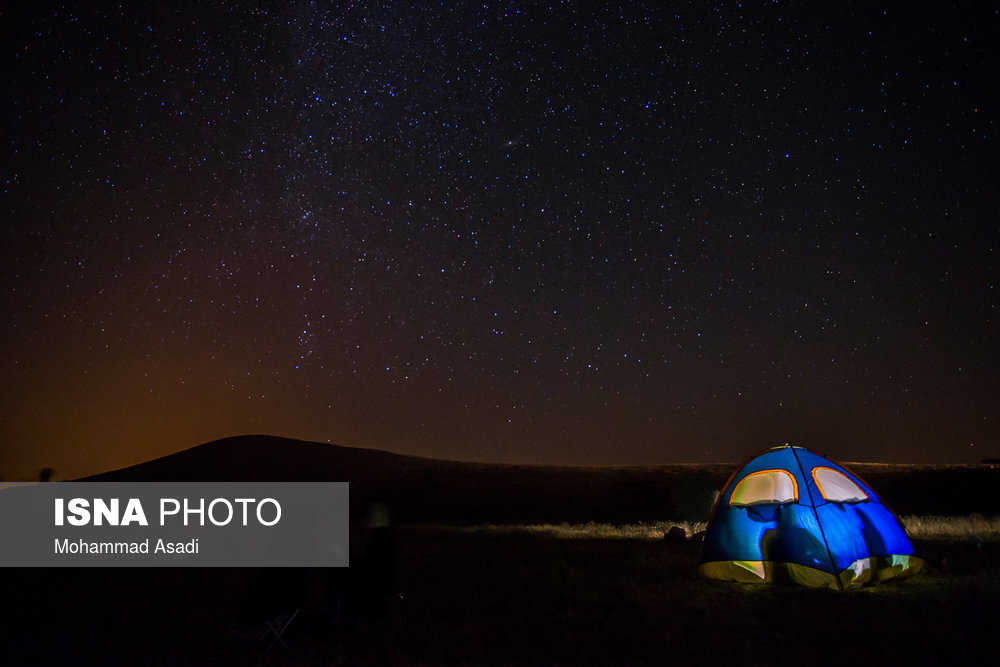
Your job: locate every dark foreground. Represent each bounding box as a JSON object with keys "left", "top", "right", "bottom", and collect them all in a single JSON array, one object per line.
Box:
[{"left": 5, "top": 529, "right": 999, "bottom": 666}]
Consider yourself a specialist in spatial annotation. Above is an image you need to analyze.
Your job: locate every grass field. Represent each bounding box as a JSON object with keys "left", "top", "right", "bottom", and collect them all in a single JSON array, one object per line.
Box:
[
  {"left": 432, "top": 514, "right": 1000, "bottom": 541},
  {"left": 6, "top": 521, "right": 999, "bottom": 666},
  {"left": 386, "top": 530, "right": 999, "bottom": 667},
  {"left": 7, "top": 438, "right": 997, "bottom": 665}
]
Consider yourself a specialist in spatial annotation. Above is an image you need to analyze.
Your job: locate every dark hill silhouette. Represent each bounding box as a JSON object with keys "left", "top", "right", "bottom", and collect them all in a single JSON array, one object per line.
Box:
[
  {"left": 81, "top": 434, "right": 732, "bottom": 524},
  {"left": 80, "top": 434, "right": 1000, "bottom": 521},
  {"left": 83, "top": 434, "right": 439, "bottom": 484}
]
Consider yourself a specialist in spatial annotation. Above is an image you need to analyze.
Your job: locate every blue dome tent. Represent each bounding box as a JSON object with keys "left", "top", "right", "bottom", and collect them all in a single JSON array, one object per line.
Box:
[{"left": 699, "top": 445, "right": 922, "bottom": 589}]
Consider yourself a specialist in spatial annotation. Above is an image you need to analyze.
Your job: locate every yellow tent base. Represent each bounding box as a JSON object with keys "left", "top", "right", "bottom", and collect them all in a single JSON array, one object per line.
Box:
[{"left": 699, "top": 555, "right": 924, "bottom": 590}]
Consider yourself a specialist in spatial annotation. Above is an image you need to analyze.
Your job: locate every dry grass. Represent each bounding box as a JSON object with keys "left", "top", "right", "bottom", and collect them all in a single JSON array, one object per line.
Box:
[
  {"left": 425, "top": 514, "right": 1000, "bottom": 541},
  {"left": 900, "top": 514, "right": 1000, "bottom": 540},
  {"left": 439, "top": 521, "right": 706, "bottom": 539}
]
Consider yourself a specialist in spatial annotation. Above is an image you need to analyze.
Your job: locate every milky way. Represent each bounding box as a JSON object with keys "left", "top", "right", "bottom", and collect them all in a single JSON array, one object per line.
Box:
[{"left": 3, "top": 2, "right": 998, "bottom": 479}]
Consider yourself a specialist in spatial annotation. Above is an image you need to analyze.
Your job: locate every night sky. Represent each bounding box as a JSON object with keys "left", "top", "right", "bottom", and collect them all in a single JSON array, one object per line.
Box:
[{"left": 3, "top": 1, "right": 998, "bottom": 481}]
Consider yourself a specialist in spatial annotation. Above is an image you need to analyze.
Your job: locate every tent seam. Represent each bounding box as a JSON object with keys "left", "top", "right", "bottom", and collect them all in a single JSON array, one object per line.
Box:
[{"left": 790, "top": 446, "right": 843, "bottom": 592}]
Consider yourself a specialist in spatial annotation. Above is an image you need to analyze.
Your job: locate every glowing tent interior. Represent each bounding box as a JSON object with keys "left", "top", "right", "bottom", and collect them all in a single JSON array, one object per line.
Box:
[{"left": 698, "top": 445, "right": 923, "bottom": 590}]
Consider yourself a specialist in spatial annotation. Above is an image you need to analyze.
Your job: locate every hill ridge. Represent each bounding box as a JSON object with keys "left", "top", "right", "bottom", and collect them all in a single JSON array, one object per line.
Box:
[{"left": 79, "top": 434, "right": 1000, "bottom": 521}]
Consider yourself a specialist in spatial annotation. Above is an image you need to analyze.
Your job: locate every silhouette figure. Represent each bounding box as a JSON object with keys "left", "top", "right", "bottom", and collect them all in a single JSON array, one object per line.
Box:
[{"left": 351, "top": 502, "right": 400, "bottom": 623}]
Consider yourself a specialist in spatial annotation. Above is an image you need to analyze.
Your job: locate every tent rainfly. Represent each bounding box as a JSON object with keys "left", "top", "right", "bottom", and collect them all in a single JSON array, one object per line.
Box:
[{"left": 699, "top": 445, "right": 923, "bottom": 590}]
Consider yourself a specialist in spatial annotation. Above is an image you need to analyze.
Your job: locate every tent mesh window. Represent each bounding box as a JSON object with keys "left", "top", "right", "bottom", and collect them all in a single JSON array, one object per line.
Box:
[
  {"left": 811, "top": 467, "right": 868, "bottom": 502},
  {"left": 729, "top": 469, "right": 798, "bottom": 506}
]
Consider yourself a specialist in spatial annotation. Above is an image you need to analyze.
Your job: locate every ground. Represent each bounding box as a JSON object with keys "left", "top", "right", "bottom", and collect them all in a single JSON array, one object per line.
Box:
[
  {"left": 9, "top": 441, "right": 999, "bottom": 664},
  {"left": 6, "top": 530, "right": 999, "bottom": 665}
]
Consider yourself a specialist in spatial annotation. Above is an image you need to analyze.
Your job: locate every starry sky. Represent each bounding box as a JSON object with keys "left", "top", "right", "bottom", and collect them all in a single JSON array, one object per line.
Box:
[{"left": 3, "top": 1, "right": 998, "bottom": 480}]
